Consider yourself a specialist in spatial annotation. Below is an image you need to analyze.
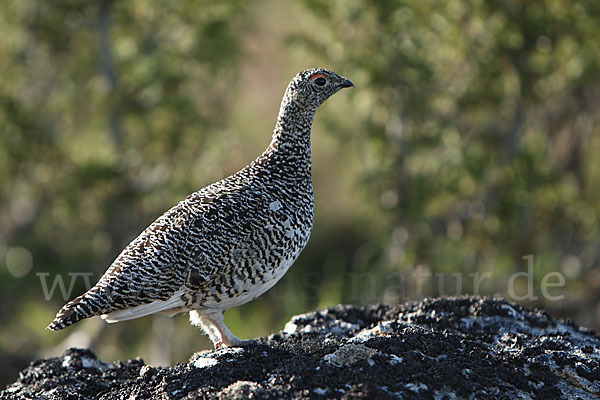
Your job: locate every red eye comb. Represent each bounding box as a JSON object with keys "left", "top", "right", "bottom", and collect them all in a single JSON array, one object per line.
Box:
[{"left": 309, "top": 73, "right": 327, "bottom": 80}]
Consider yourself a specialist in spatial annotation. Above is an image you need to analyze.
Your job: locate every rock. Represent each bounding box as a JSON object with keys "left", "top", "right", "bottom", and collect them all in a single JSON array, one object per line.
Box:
[
  {"left": 324, "top": 343, "right": 379, "bottom": 367},
  {"left": 2, "top": 296, "right": 600, "bottom": 399}
]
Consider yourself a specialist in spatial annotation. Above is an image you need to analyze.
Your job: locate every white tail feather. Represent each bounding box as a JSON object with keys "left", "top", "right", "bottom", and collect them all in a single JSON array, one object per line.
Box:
[{"left": 101, "top": 289, "right": 186, "bottom": 323}]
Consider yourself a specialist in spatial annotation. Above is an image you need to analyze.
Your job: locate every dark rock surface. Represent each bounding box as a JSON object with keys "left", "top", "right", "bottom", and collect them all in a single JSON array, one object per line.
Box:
[{"left": 2, "top": 296, "right": 600, "bottom": 399}]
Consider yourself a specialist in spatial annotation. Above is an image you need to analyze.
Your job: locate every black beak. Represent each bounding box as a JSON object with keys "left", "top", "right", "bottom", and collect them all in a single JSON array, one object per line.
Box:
[{"left": 339, "top": 78, "right": 354, "bottom": 88}]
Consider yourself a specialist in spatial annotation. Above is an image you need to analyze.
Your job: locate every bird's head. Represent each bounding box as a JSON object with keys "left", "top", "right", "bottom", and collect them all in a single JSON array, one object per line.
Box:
[{"left": 284, "top": 68, "right": 354, "bottom": 112}]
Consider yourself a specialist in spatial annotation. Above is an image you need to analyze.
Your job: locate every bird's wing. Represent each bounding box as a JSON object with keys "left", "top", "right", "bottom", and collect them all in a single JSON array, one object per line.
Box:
[
  {"left": 91, "top": 184, "right": 265, "bottom": 308},
  {"left": 49, "top": 182, "right": 270, "bottom": 330}
]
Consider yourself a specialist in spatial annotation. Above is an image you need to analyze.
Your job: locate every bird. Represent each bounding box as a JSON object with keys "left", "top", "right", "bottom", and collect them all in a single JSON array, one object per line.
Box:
[{"left": 48, "top": 68, "right": 354, "bottom": 348}]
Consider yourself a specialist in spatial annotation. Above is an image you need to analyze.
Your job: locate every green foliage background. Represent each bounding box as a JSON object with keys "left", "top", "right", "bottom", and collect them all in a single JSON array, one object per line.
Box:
[{"left": 1, "top": 0, "right": 599, "bottom": 385}]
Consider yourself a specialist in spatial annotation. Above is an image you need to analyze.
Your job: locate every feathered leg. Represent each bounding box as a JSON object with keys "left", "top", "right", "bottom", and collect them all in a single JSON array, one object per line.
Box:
[{"left": 190, "top": 310, "right": 254, "bottom": 348}]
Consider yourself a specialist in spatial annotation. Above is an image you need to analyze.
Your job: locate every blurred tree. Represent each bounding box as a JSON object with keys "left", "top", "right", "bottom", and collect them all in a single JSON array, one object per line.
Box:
[{"left": 292, "top": 0, "right": 600, "bottom": 318}]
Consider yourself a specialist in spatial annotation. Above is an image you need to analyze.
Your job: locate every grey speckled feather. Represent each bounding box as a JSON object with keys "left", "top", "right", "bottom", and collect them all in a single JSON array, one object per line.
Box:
[{"left": 48, "top": 68, "right": 353, "bottom": 348}]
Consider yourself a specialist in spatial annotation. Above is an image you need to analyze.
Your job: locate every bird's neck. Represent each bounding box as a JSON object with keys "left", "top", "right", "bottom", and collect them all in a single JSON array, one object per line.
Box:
[{"left": 267, "top": 100, "right": 315, "bottom": 165}]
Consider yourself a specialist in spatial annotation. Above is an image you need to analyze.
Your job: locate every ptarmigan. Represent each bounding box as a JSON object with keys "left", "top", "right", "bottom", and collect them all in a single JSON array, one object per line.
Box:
[{"left": 48, "top": 68, "right": 353, "bottom": 348}]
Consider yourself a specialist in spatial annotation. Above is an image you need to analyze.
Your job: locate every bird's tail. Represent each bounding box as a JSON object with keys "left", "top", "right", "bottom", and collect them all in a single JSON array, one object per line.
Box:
[{"left": 47, "top": 288, "right": 109, "bottom": 331}]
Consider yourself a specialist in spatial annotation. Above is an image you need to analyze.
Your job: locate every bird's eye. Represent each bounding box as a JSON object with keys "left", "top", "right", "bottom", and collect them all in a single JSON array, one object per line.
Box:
[
  {"left": 309, "top": 73, "right": 328, "bottom": 86},
  {"left": 314, "top": 77, "right": 327, "bottom": 86}
]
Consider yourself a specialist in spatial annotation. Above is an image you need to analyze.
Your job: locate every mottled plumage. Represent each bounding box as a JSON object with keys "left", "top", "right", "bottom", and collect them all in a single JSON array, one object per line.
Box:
[{"left": 48, "top": 68, "right": 353, "bottom": 347}]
